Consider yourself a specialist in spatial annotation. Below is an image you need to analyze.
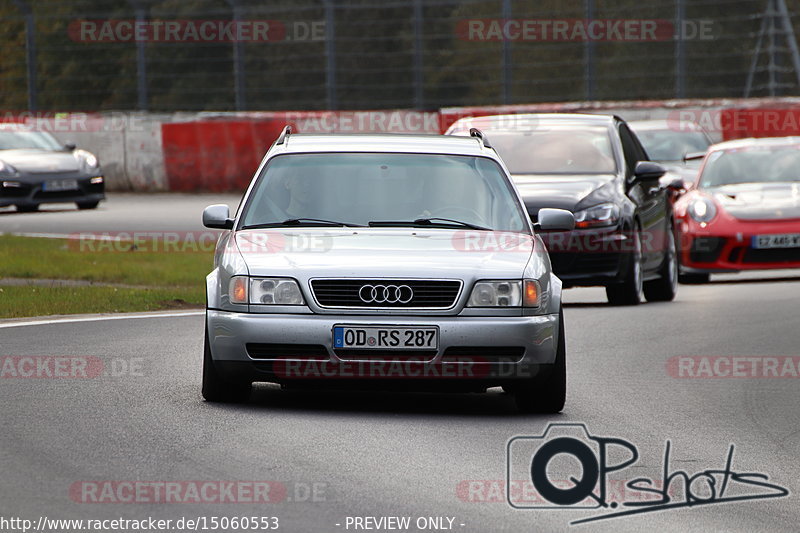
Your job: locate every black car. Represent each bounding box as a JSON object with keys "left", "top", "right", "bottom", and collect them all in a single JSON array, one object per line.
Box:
[
  {"left": 447, "top": 113, "right": 677, "bottom": 305},
  {"left": 0, "top": 125, "right": 105, "bottom": 212}
]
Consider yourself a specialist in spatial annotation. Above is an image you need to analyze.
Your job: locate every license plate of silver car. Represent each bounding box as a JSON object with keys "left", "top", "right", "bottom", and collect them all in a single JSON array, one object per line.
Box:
[{"left": 333, "top": 325, "right": 438, "bottom": 350}]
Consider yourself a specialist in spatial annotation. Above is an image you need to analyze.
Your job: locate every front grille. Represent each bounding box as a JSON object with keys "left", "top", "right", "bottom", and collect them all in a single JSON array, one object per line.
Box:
[
  {"left": 548, "top": 252, "right": 620, "bottom": 276},
  {"left": 442, "top": 346, "right": 525, "bottom": 363},
  {"left": 741, "top": 247, "right": 800, "bottom": 264},
  {"left": 310, "top": 279, "right": 462, "bottom": 308},
  {"left": 0, "top": 187, "right": 29, "bottom": 198},
  {"left": 333, "top": 349, "right": 437, "bottom": 361},
  {"left": 689, "top": 237, "right": 726, "bottom": 263},
  {"left": 33, "top": 189, "right": 84, "bottom": 200},
  {"left": 571, "top": 253, "right": 621, "bottom": 274},
  {"left": 246, "top": 343, "right": 329, "bottom": 360}
]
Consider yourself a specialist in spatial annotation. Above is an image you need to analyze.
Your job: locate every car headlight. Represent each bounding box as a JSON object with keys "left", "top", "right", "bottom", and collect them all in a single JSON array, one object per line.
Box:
[
  {"left": 688, "top": 196, "right": 717, "bottom": 223},
  {"left": 74, "top": 150, "right": 99, "bottom": 170},
  {"left": 467, "top": 280, "right": 540, "bottom": 308},
  {"left": 0, "top": 160, "right": 18, "bottom": 176},
  {"left": 2, "top": 180, "right": 22, "bottom": 188},
  {"left": 229, "top": 276, "right": 305, "bottom": 305},
  {"left": 573, "top": 203, "right": 620, "bottom": 228}
]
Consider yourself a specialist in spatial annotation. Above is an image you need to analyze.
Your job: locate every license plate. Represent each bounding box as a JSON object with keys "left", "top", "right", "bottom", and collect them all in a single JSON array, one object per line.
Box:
[
  {"left": 752, "top": 233, "right": 800, "bottom": 249},
  {"left": 333, "top": 326, "right": 438, "bottom": 350},
  {"left": 43, "top": 179, "right": 78, "bottom": 192}
]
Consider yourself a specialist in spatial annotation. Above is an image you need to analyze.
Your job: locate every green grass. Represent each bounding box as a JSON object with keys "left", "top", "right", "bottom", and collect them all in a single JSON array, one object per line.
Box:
[
  {"left": 0, "top": 286, "right": 206, "bottom": 318},
  {"left": 0, "top": 234, "right": 212, "bottom": 286},
  {"left": 0, "top": 235, "right": 211, "bottom": 318}
]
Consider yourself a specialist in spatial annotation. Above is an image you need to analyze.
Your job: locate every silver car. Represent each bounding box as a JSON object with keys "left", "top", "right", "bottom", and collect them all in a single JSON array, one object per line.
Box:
[{"left": 201, "top": 128, "right": 575, "bottom": 412}]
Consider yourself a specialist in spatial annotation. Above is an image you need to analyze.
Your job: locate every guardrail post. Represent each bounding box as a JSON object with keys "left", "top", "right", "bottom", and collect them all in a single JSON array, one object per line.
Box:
[
  {"left": 12, "top": 0, "right": 37, "bottom": 111},
  {"left": 126, "top": 0, "right": 148, "bottom": 111},
  {"left": 225, "top": 0, "right": 246, "bottom": 111},
  {"left": 501, "top": 0, "right": 512, "bottom": 104},
  {"left": 324, "top": 0, "right": 337, "bottom": 110}
]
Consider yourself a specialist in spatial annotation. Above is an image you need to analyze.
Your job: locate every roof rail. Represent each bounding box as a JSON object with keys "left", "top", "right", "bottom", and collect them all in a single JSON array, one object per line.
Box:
[
  {"left": 469, "top": 127, "right": 492, "bottom": 149},
  {"left": 275, "top": 125, "right": 292, "bottom": 145}
]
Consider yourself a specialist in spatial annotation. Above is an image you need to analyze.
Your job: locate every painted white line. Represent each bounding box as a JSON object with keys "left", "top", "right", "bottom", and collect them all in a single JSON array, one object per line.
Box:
[
  {"left": 0, "top": 310, "right": 204, "bottom": 329},
  {"left": 4, "top": 232, "right": 81, "bottom": 239}
]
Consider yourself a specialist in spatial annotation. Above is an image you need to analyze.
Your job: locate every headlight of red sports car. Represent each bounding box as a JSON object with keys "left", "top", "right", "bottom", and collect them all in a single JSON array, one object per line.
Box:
[{"left": 687, "top": 196, "right": 717, "bottom": 223}]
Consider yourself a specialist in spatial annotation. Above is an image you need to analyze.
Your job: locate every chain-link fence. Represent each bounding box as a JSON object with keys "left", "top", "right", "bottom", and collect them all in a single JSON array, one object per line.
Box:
[{"left": 2, "top": 0, "right": 799, "bottom": 112}]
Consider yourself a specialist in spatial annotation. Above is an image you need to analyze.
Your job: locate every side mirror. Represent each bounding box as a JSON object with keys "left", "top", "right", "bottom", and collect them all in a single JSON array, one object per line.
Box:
[
  {"left": 203, "top": 204, "right": 233, "bottom": 230},
  {"left": 535, "top": 208, "right": 575, "bottom": 232},
  {"left": 64, "top": 142, "right": 77, "bottom": 151},
  {"left": 632, "top": 161, "right": 666, "bottom": 184},
  {"left": 666, "top": 176, "right": 687, "bottom": 191}
]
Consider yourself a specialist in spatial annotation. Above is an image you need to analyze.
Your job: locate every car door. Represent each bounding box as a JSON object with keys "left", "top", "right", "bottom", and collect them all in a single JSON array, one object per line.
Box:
[{"left": 618, "top": 122, "right": 669, "bottom": 272}]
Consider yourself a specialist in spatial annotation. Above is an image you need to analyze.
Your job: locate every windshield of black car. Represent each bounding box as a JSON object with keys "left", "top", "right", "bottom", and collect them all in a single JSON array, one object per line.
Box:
[
  {"left": 481, "top": 127, "right": 617, "bottom": 174},
  {"left": 0, "top": 131, "right": 63, "bottom": 151},
  {"left": 239, "top": 152, "right": 529, "bottom": 232},
  {"left": 700, "top": 146, "right": 800, "bottom": 188},
  {"left": 634, "top": 129, "right": 710, "bottom": 161}
]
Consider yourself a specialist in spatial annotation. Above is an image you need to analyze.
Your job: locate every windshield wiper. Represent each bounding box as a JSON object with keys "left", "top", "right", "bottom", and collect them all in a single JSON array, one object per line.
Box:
[
  {"left": 368, "top": 217, "right": 491, "bottom": 231},
  {"left": 242, "top": 218, "right": 364, "bottom": 229}
]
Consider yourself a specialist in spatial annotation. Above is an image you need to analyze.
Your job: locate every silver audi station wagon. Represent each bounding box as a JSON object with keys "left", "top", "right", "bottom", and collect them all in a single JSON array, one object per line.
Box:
[{"left": 201, "top": 128, "right": 575, "bottom": 412}]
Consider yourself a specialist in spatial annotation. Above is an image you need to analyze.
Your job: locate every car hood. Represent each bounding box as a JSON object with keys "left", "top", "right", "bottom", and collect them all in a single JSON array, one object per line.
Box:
[
  {"left": 0, "top": 149, "right": 80, "bottom": 174},
  {"left": 234, "top": 228, "right": 534, "bottom": 279},
  {"left": 511, "top": 174, "right": 618, "bottom": 215},
  {"left": 711, "top": 182, "right": 800, "bottom": 220}
]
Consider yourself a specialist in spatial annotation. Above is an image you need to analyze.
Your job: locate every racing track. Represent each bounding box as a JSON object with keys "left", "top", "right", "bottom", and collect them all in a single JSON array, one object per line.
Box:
[{"left": 1, "top": 273, "right": 799, "bottom": 532}]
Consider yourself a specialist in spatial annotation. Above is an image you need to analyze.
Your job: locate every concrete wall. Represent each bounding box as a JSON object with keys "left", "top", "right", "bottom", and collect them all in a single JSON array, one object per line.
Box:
[{"left": 15, "top": 98, "right": 800, "bottom": 192}]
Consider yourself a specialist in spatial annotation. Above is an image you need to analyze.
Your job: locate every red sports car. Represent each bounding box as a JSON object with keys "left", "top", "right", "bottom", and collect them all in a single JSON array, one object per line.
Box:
[{"left": 674, "top": 136, "right": 800, "bottom": 283}]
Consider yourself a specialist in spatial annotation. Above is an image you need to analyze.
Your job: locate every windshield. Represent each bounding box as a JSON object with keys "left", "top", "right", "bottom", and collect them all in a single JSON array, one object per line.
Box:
[
  {"left": 483, "top": 127, "right": 617, "bottom": 174},
  {"left": 700, "top": 145, "right": 800, "bottom": 188},
  {"left": 634, "top": 129, "right": 710, "bottom": 161},
  {"left": 239, "top": 152, "right": 529, "bottom": 232},
  {"left": 0, "top": 130, "right": 63, "bottom": 151}
]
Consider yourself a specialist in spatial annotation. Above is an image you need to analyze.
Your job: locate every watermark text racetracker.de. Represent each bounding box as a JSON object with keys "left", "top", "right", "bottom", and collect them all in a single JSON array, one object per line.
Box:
[
  {"left": 0, "top": 356, "right": 145, "bottom": 379},
  {"left": 69, "top": 480, "right": 326, "bottom": 504},
  {"left": 668, "top": 108, "right": 800, "bottom": 135},
  {"left": 69, "top": 19, "right": 325, "bottom": 43},
  {"left": 505, "top": 423, "right": 788, "bottom": 525},
  {"left": 1, "top": 111, "right": 149, "bottom": 133},
  {"left": 68, "top": 231, "right": 334, "bottom": 254},
  {"left": 667, "top": 356, "right": 800, "bottom": 378},
  {"left": 457, "top": 18, "right": 718, "bottom": 42}
]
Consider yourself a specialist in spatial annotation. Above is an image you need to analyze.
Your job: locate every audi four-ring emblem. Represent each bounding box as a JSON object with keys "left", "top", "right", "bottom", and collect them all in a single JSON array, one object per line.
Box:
[{"left": 358, "top": 284, "right": 414, "bottom": 304}]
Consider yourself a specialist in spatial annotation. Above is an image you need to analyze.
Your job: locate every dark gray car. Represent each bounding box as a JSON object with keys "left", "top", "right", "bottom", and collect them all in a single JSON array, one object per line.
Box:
[{"left": 0, "top": 125, "right": 105, "bottom": 212}]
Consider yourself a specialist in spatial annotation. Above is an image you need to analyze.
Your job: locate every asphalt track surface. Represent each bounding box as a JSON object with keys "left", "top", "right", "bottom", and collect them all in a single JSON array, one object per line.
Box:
[
  {"left": 0, "top": 193, "right": 244, "bottom": 235},
  {"left": 1, "top": 194, "right": 799, "bottom": 532},
  {"left": 0, "top": 275, "right": 798, "bottom": 532}
]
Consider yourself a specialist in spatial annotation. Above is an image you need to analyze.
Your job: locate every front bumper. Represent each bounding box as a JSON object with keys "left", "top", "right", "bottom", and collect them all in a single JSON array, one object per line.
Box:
[
  {"left": 540, "top": 225, "right": 630, "bottom": 287},
  {"left": 680, "top": 222, "right": 800, "bottom": 273},
  {"left": 207, "top": 310, "right": 560, "bottom": 386},
  {"left": 0, "top": 175, "right": 105, "bottom": 207}
]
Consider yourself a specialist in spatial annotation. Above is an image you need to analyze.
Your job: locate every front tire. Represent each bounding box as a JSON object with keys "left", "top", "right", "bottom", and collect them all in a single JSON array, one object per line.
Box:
[
  {"left": 202, "top": 325, "right": 251, "bottom": 403},
  {"left": 606, "top": 226, "right": 643, "bottom": 305},
  {"left": 644, "top": 227, "right": 678, "bottom": 302},
  {"left": 514, "top": 308, "right": 566, "bottom": 414},
  {"left": 77, "top": 201, "right": 99, "bottom": 210},
  {"left": 15, "top": 204, "right": 39, "bottom": 213}
]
